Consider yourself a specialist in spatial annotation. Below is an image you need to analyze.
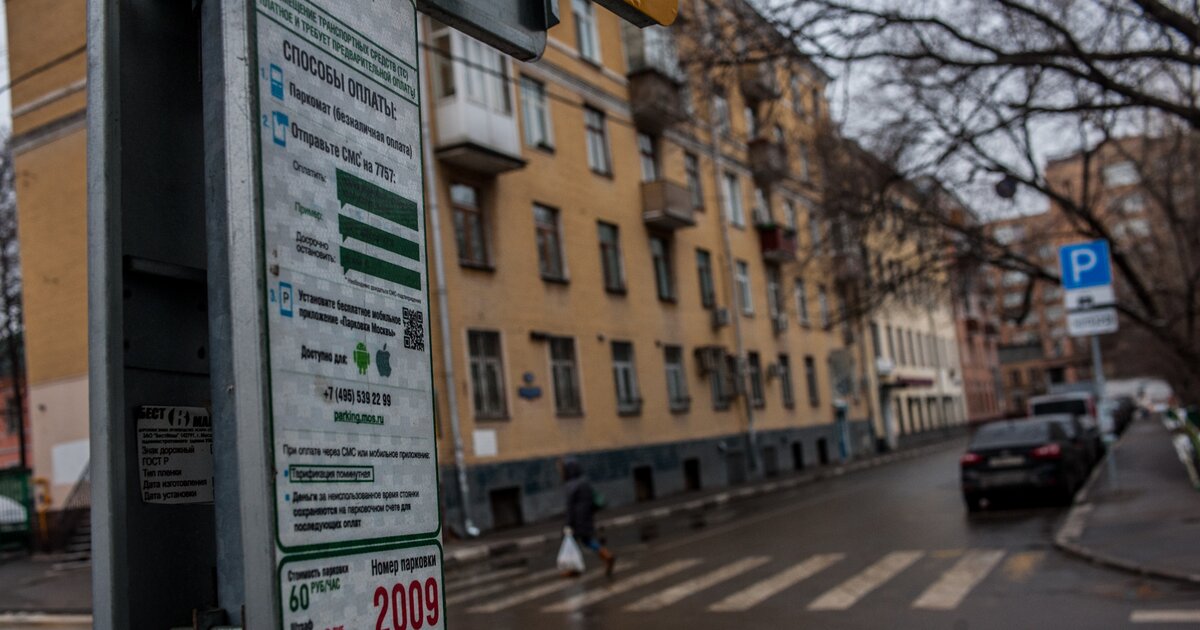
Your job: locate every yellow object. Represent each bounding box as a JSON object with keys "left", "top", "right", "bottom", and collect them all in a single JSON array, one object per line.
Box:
[{"left": 595, "top": 0, "right": 678, "bottom": 26}]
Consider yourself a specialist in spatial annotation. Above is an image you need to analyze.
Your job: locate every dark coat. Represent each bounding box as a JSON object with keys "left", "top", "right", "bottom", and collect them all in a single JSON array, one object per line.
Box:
[{"left": 562, "top": 459, "right": 596, "bottom": 539}]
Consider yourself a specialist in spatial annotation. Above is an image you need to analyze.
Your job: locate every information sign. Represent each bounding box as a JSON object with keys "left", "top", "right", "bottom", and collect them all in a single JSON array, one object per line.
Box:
[
  {"left": 254, "top": 0, "right": 438, "bottom": 552},
  {"left": 1058, "top": 240, "right": 1119, "bottom": 337},
  {"left": 136, "top": 406, "right": 214, "bottom": 505}
]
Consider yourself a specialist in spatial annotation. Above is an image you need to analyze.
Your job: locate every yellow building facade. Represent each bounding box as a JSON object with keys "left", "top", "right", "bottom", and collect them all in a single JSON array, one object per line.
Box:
[{"left": 6, "top": 0, "right": 90, "bottom": 507}]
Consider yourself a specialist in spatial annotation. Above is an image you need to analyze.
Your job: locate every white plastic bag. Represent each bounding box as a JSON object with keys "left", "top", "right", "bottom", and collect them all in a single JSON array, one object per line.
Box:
[{"left": 557, "top": 527, "right": 585, "bottom": 575}]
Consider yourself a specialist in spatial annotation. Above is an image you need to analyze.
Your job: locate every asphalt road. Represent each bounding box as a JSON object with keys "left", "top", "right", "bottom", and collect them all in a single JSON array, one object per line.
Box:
[{"left": 443, "top": 442, "right": 1200, "bottom": 629}]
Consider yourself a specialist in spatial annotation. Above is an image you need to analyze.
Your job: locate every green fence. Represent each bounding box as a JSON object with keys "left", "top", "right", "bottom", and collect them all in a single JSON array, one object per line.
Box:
[{"left": 0, "top": 467, "right": 32, "bottom": 552}]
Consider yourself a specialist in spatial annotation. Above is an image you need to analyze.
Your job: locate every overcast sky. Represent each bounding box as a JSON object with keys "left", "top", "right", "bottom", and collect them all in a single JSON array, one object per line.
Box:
[{"left": 0, "top": 1, "right": 11, "bottom": 132}]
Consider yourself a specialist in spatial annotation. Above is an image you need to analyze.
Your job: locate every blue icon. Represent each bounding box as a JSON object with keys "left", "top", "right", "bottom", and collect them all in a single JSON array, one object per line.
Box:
[
  {"left": 1059, "top": 240, "right": 1112, "bottom": 289},
  {"left": 270, "top": 64, "right": 284, "bottom": 100},
  {"left": 272, "top": 111, "right": 288, "bottom": 147},
  {"left": 279, "top": 282, "right": 293, "bottom": 317}
]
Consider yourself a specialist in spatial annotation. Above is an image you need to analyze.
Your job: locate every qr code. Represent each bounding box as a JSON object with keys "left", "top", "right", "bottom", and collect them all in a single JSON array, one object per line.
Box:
[{"left": 403, "top": 307, "right": 424, "bottom": 351}]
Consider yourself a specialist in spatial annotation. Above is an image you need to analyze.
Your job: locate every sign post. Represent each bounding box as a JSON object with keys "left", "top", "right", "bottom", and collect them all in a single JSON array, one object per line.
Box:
[{"left": 1058, "top": 239, "right": 1117, "bottom": 404}]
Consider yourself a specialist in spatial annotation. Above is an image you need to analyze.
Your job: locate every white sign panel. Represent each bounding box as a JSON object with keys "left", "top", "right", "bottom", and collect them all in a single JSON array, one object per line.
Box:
[
  {"left": 253, "top": 0, "right": 438, "bottom": 555},
  {"left": 1064, "top": 285, "right": 1115, "bottom": 311},
  {"left": 136, "top": 406, "right": 213, "bottom": 505},
  {"left": 279, "top": 541, "right": 444, "bottom": 629},
  {"left": 1067, "top": 307, "right": 1120, "bottom": 337}
]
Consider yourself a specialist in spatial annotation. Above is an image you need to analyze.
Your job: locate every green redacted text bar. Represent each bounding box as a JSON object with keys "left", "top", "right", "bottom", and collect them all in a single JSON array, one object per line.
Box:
[
  {"left": 340, "top": 247, "right": 422, "bottom": 290},
  {"left": 336, "top": 169, "right": 418, "bottom": 231},
  {"left": 338, "top": 214, "right": 420, "bottom": 262}
]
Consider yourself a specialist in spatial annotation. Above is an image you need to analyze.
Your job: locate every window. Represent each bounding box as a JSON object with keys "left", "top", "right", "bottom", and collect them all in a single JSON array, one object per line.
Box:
[
  {"left": 451, "top": 183, "right": 488, "bottom": 267},
  {"left": 696, "top": 249, "right": 716, "bottom": 308},
  {"left": 549, "top": 337, "right": 582, "bottom": 416},
  {"left": 907, "top": 331, "right": 916, "bottom": 365},
  {"left": 710, "top": 351, "right": 735, "bottom": 410},
  {"left": 612, "top": 341, "right": 641, "bottom": 414},
  {"left": 534, "top": 204, "right": 565, "bottom": 280},
  {"left": 684, "top": 152, "right": 703, "bottom": 208},
  {"left": 468, "top": 330, "right": 507, "bottom": 418},
  {"left": 804, "top": 355, "right": 819, "bottom": 407},
  {"left": 431, "top": 30, "right": 455, "bottom": 98},
  {"left": 798, "top": 145, "right": 811, "bottom": 181},
  {"left": 735, "top": 260, "right": 753, "bottom": 315},
  {"left": 887, "top": 325, "right": 896, "bottom": 360},
  {"left": 809, "top": 214, "right": 822, "bottom": 254},
  {"left": 664, "top": 345, "right": 689, "bottom": 412},
  {"left": 584, "top": 106, "right": 612, "bottom": 174},
  {"left": 779, "top": 354, "right": 795, "bottom": 408},
  {"left": 520, "top": 76, "right": 552, "bottom": 149},
  {"left": 722, "top": 171, "right": 745, "bottom": 227},
  {"left": 598, "top": 222, "right": 625, "bottom": 292},
  {"left": 753, "top": 187, "right": 770, "bottom": 225},
  {"left": 573, "top": 0, "right": 601, "bottom": 62},
  {"left": 817, "top": 285, "right": 830, "bottom": 328},
  {"left": 744, "top": 105, "right": 758, "bottom": 138},
  {"left": 712, "top": 92, "right": 731, "bottom": 135},
  {"left": 462, "top": 36, "right": 511, "bottom": 114},
  {"left": 748, "top": 352, "right": 765, "bottom": 408},
  {"left": 766, "top": 266, "right": 783, "bottom": 320},
  {"left": 650, "top": 235, "right": 674, "bottom": 300},
  {"left": 784, "top": 199, "right": 798, "bottom": 231},
  {"left": 791, "top": 76, "right": 805, "bottom": 115},
  {"left": 1103, "top": 161, "right": 1138, "bottom": 188},
  {"left": 794, "top": 278, "right": 810, "bottom": 325},
  {"left": 1002, "top": 292, "right": 1024, "bottom": 307},
  {"left": 1002, "top": 270, "right": 1025, "bottom": 287},
  {"left": 638, "top": 132, "right": 659, "bottom": 182},
  {"left": 810, "top": 87, "right": 821, "bottom": 118}
]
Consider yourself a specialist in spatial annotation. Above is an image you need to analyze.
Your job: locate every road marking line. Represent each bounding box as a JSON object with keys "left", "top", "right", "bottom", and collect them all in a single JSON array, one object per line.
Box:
[
  {"left": 710, "top": 553, "right": 844, "bottom": 612},
  {"left": 1001, "top": 551, "right": 1044, "bottom": 583},
  {"left": 445, "top": 566, "right": 527, "bottom": 590},
  {"left": 625, "top": 556, "right": 771, "bottom": 612},
  {"left": 1058, "top": 503, "right": 1093, "bottom": 541},
  {"left": 466, "top": 562, "right": 637, "bottom": 613},
  {"left": 1131, "top": 610, "right": 1200, "bottom": 623},
  {"left": 541, "top": 558, "right": 701, "bottom": 613},
  {"left": 446, "top": 567, "right": 560, "bottom": 605},
  {"left": 912, "top": 549, "right": 1005, "bottom": 610},
  {"left": 808, "top": 551, "right": 925, "bottom": 611}
]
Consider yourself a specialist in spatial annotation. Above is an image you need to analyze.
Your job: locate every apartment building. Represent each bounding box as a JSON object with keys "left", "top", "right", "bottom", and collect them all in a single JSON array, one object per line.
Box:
[
  {"left": 423, "top": 1, "right": 882, "bottom": 533},
  {"left": 4, "top": 0, "right": 89, "bottom": 504}
]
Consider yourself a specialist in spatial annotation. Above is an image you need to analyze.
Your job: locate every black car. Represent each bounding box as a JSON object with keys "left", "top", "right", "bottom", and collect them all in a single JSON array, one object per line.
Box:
[{"left": 960, "top": 416, "right": 1090, "bottom": 512}]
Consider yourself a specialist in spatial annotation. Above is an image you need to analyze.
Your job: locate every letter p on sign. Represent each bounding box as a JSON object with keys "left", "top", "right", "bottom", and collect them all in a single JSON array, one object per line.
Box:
[{"left": 1058, "top": 240, "right": 1112, "bottom": 290}]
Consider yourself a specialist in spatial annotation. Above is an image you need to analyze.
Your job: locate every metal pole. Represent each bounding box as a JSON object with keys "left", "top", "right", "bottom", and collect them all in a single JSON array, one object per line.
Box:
[
  {"left": 1091, "top": 335, "right": 1105, "bottom": 400},
  {"left": 418, "top": 17, "right": 478, "bottom": 537}
]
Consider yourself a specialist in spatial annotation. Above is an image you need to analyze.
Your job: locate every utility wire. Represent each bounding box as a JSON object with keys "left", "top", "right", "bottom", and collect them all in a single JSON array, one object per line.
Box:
[{"left": 0, "top": 45, "right": 86, "bottom": 98}]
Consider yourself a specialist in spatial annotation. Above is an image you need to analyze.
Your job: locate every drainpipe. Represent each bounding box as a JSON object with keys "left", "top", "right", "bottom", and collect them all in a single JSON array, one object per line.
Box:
[
  {"left": 698, "top": 66, "right": 759, "bottom": 474},
  {"left": 418, "top": 20, "right": 477, "bottom": 538}
]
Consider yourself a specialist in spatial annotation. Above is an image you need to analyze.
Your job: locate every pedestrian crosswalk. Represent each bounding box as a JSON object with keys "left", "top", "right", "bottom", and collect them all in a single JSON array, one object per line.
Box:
[{"left": 449, "top": 548, "right": 1032, "bottom": 616}]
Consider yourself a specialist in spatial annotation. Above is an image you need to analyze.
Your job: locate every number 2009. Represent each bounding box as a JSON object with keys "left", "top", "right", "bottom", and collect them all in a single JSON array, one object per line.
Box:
[{"left": 374, "top": 578, "right": 439, "bottom": 630}]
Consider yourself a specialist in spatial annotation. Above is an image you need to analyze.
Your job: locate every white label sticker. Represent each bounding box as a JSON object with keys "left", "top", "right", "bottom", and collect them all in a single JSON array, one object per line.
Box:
[
  {"left": 279, "top": 543, "right": 444, "bottom": 630},
  {"left": 136, "top": 406, "right": 213, "bottom": 505},
  {"left": 253, "top": 0, "right": 438, "bottom": 551},
  {"left": 1067, "top": 307, "right": 1120, "bottom": 337}
]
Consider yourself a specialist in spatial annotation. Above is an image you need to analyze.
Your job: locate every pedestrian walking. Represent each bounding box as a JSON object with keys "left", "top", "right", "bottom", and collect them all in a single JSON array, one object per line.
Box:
[{"left": 561, "top": 457, "right": 616, "bottom": 577}]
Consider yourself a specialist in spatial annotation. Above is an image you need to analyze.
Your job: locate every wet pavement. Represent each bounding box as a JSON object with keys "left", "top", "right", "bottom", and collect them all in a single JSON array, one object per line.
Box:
[{"left": 443, "top": 441, "right": 1200, "bottom": 629}]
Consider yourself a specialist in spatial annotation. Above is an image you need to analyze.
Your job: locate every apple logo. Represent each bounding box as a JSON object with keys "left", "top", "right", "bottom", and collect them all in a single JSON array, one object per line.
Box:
[{"left": 376, "top": 344, "right": 392, "bottom": 378}]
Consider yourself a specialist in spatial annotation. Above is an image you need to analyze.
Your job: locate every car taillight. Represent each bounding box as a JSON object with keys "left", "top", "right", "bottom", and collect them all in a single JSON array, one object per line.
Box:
[
  {"left": 960, "top": 452, "right": 983, "bottom": 466},
  {"left": 1031, "top": 443, "right": 1062, "bottom": 459}
]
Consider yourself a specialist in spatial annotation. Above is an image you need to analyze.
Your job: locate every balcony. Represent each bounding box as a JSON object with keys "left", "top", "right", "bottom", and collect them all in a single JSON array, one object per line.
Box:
[
  {"left": 641, "top": 180, "right": 696, "bottom": 230},
  {"left": 832, "top": 251, "right": 865, "bottom": 283},
  {"left": 629, "top": 70, "right": 688, "bottom": 134},
  {"left": 739, "top": 61, "right": 781, "bottom": 103},
  {"left": 748, "top": 137, "right": 788, "bottom": 184},
  {"left": 756, "top": 224, "right": 797, "bottom": 262},
  {"left": 431, "top": 29, "right": 526, "bottom": 175}
]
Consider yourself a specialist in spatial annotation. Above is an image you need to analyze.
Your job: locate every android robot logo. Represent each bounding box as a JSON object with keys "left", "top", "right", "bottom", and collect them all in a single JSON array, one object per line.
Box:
[{"left": 353, "top": 342, "right": 370, "bottom": 375}]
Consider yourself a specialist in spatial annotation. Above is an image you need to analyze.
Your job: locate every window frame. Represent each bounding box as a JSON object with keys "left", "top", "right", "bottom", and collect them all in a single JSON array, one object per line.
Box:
[
  {"left": 519, "top": 75, "right": 553, "bottom": 150},
  {"left": 638, "top": 132, "right": 660, "bottom": 183},
  {"left": 748, "top": 351, "right": 765, "bottom": 409},
  {"left": 584, "top": 106, "right": 612, "bottom": 175},
  {"left": 696, "top": 248, "right": 716, "bottom": 309},
  {"left": 684, "top": 152, "right": 704, "bottom": 209},
  {"left": 450, "top": 182, "right": 489, "bottom": 268},
  {"left": 794, "top": 278, "right": 810, "bottom": 326},
  {"left": 735, "top": 260, "right": 754, "bottom": 315},
  {"left": 572, "top": 0, "right": 602, "bottom": 63},
  {"left": 598, "top": 221, "right": 626, "bottom": 293},
  {"left": 804, "top": 355, "right": 820, "bottom": 408},
  {"left": 549, "top": 336, "right": 583, "bottom": 417},
  {"left": 467, "top": 330, "right": 508, "bottom": 419},
  {"left": 779, "top": 354, "right": 795, "bottom": 408},
  {"left": 723, "top": 171, "right": 745, "bottom": 227},
  {"left": 533, "top": 203, "right": 566, "bottom": 281},
  {"left": 664, "top": 345, "right": 690, "bottom": 413},
  {"left": 611, "top": 341, "right": 642, "bottom": 415},
  {"left": 649, "top": 235, "right": 675, "bottom": 301}
]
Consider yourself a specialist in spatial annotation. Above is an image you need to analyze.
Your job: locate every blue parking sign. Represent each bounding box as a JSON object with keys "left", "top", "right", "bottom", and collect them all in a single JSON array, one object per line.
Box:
[{"left": 1059, "top": 240, "right": 1112, "bottom": 290}]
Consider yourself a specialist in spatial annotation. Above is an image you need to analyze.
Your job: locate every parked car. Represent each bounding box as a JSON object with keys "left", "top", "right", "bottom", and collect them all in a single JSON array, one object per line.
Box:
[
  {"left": 960, "top": 416, "right": 1091, "bottom": 512},
  {"left": 1028, "top": 392, "right": 1104, "bottom": 460}
]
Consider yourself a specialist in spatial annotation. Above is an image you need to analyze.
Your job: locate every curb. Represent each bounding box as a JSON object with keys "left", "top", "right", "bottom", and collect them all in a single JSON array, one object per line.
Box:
[
  {"left": 0, "top": 613, "right": 92, "bottom": 627},
  {"left": 445, "top": 437, "right": 962, "bottom": 569},
  {"left": 1052, "top": 428, "right": 1200, "bottom": 586}
]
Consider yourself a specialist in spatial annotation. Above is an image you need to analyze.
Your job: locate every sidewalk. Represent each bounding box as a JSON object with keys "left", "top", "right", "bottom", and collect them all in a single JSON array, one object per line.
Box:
[
  {"left": 1055, "top": 415, "right": 1200, "bottom": 584},
  {"left": 0, "top": 554, "right": 91, "bottom": 616},
  {"left": 444, "top": 435, "right": 962, "bottom": 568}
]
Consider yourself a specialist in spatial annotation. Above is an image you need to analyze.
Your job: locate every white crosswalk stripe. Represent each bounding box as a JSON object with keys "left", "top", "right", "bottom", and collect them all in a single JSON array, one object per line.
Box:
[
  {"left": 912, "top": 549, "right": 1005, "bottom": 610},
  {"left": 710, "top": 553, "right": 845, "bottom": 612},
  {"left": 445, "top": 566, "right": 528, "bottom": 591},
  {"left": 625, "top": 556, "right": 771, "bottom": 612},
  {"left": 446, "top": 567, "right": 561, "bottom": 606},
  {"left": 1130, "top": 610, "right": 1200, "bottom": 623},
  {"left": 542, "top": 558, "right": 701, "bottom": 613},
  {"left": 808, "top": 551, "right": 925, "bottom": 611},
  {"left": 466, "top": 562, "right": 638, "bottom": 613}
]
